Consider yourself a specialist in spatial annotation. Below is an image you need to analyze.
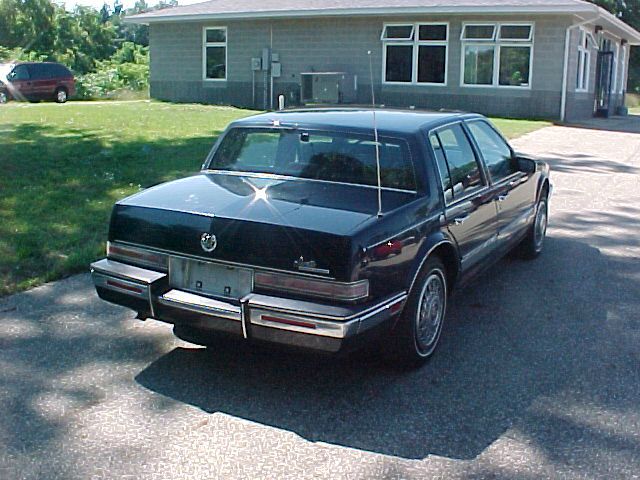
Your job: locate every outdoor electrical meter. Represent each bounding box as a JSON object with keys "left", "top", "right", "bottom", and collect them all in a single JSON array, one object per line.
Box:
[{"left": 251, "top": 58, "right": 262, "bottom": 71}]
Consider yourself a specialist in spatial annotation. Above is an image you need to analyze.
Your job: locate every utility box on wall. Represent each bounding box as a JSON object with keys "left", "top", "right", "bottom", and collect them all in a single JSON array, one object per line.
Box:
[{"left": 300, "top": 72, "right": 357, "bottom": 104}]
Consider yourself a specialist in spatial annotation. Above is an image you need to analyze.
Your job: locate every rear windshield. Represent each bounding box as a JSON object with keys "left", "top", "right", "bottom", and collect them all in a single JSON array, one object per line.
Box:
[{"left": 208, "top": 128, "right": 416, "bottom": 190}]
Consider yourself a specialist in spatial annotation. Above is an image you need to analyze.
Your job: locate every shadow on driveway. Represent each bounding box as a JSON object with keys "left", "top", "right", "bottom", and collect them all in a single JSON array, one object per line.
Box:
[{"left": 135, "top": 233, "right": 640, "bottom": 462}]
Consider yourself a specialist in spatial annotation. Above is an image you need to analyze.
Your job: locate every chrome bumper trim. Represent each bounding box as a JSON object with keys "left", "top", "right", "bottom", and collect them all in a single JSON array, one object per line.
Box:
[
  {"left": 158, "top": 289, "right": 241, "bottom": 322},
  {"left": 90, "top": 259, "right": 166, "bottom": 284},
  {"left": 91, "top": 257, "right": 407, "bottom": 342}
]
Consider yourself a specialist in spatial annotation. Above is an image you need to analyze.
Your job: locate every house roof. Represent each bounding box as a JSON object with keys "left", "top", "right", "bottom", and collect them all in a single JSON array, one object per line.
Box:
[{"left": 126, "top": 0, "right": 640, "bottom": 44}]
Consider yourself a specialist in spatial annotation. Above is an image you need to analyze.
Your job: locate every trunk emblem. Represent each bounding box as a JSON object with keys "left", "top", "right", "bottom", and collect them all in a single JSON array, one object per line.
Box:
[{"left": 200, "top": 232, "right": 217, "bottom": 252}]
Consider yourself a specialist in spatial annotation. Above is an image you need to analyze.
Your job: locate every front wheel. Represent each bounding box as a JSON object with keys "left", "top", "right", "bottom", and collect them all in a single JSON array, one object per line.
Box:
[
  {"left": 0, "top": 91, "right": 7, "bottom": 104},
  {"left": 385, "top": 257, "right": 448, "bottom": 369},
  {"left": 520, "top": 195, "right": 548, "bottom": 259}
]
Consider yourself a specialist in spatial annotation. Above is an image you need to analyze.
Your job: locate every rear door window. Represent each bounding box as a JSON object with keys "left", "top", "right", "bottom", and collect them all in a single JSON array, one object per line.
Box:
[
  {"left": 466, "top": 120, "right": 516, "bottom": 182},
  {"left": 431, "top": 123, "right": 485, "bottom": 201}
]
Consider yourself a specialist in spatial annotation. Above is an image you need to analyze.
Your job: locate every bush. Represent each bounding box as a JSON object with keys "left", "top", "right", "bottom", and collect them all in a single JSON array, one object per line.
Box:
[{"left": 74, "top": 42, "right": 149, "bottom": 100}]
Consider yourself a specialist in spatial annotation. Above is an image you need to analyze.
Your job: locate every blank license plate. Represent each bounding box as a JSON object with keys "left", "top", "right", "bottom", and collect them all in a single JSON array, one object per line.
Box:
[{"left": 169, "top": 258, "right": 253, "bottom": 299}]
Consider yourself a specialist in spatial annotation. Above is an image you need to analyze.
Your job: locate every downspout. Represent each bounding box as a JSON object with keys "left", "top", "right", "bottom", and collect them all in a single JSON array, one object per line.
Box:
[{"left": 560, "top": 15, "right": 599, "bottom": 122}]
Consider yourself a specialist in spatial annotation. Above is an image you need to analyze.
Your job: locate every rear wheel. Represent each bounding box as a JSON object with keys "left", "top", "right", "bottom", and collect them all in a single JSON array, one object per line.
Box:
[
  {"left": 0, "top": 91, "right": 7, "bottom": 104},
  {"left": 54, "top": 87, "right": 68, "bottom": 103},
  {"left": 385, "top": 257, "right": 448, "bottom": 369}
]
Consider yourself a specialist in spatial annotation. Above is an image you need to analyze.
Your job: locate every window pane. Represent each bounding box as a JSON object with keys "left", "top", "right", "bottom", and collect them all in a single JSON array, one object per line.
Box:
[
  {"left": 11, "top": 65, "right": 29, "bottom": 80},
  {"left": 384, "top": 25, "right": 414, "bottom": 40},
  {"left": 498, "top": 46, "right": 530, "bottom": 86},
  {"left": 582, "top": 52, "right": 589, "bottom": 89},
  {"left": 206, "top": 46, "right": 226, "bottom": 79},
  {"left": 211, "top": 128, "right": 416, "bottom": 190},
  {"left": 206, "top": 28, "right": 226, "bottom": 43},
  {"left": 436, "top": 124, "right": 483, "bottom": 197},
  {"left": 464, "top": 45, "right": 494, "bottom": 85},
  {"left": 463, "top": 24, "right": 495, "bottom": 40},
  {"left": 499, "top": 25, "right": 531, "bottom": 40},
  {"left": 467, "top": 121, "right": 515, "bottom": 181},
  {"left": 385, "top": 45, "right": 413, "bottom": 82},
  {"left": 417, "top": 45, "right": 446, "bottom": 83},
  {"left": 429, "top": 133, "right": 453, "bottom": 202},
  {"left": 576, "top": 52, "right": 583, "bottom": 89},
  {"left": 419, "top": 24, "right": 447, "bottom": 41}
]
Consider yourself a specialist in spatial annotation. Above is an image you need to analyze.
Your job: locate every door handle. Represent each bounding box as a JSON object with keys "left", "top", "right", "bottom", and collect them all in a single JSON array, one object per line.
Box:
[
  {"left": 497, "top": 193, "right": 509, "bottom": 202},
  {"left": 453, "top": 215, "right": 468, "bottom": 226},
  {"left": 509, "top": 177, "right": 527, "bottom": 187}
]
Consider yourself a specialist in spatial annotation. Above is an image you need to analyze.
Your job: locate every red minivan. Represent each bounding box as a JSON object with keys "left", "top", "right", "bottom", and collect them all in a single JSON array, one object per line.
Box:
[{"left": 0, "top": 62, "right": 76, "bottom": 104}]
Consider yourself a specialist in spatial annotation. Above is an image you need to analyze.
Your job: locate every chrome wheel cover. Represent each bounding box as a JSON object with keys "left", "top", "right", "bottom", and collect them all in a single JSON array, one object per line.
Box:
[
  {"left": 415, "top": 271, "right": 446, "bottom": 355},
  {"left": 534, "top": 201, "right": 548, "bottom": 252},
  {"left": 0, "top": 92, "right": 7, "bottom": 104},
  {"left": 56, "top": 90, "right": 67, "bottom": 103}
]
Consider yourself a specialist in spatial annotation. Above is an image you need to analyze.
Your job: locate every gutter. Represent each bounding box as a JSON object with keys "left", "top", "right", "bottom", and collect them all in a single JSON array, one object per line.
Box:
[
  {"left": 560, "top": 14, "right": 599, "bottom": 123},
  {"left": 124, "top": 5, "right": 598, "bottom": 24}
]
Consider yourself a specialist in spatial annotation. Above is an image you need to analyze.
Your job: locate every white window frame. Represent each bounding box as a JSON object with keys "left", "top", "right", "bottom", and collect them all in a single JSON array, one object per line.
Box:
[
  {"left": 460, "top": 22, "right": 534, "bottom": 89},
  {"left": 576, "top": 27, "right": 590, "bottom": 92},
  {"left": 618, "top": 44, "right": 627, "bottom": 94},
  {"left": 611, "top": 42, "right": 619, "bottom": 95},
  {"left": 382, "top": 22, "right": 449, "bottom": 86},
  {"left": 202, "top": 26, "right": 227, "bottom": 82}
]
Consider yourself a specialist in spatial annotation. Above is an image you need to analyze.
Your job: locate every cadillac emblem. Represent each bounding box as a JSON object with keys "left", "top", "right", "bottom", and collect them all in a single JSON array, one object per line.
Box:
[{"left": 200, "top": 232, "right": 217, "bottom": 252}]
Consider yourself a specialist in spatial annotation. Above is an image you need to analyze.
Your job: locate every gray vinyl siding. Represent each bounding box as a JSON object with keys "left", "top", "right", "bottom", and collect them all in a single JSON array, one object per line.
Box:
[{"left": 149, "top": 15, "right": 581, "bottom": 119}]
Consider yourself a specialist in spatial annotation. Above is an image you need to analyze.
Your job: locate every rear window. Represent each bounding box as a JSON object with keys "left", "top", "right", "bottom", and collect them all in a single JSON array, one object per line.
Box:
[{"left": 209, "top": 128, "right": 417, "bottom": 190}]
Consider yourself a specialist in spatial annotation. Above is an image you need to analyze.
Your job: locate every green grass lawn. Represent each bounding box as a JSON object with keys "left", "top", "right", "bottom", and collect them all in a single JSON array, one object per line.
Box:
[{"left": 0, "top": 100, "right": 550, "bottom": 296}]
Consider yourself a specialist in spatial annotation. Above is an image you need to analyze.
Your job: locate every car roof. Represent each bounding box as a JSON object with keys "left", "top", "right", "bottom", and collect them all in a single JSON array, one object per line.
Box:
[{"left": 230, "top": 108, "right": 484, "bottom": 135}]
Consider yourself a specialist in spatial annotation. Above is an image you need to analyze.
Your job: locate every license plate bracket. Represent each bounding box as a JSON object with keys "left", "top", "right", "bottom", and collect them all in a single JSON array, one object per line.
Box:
[{"left": 169, "top": 258, "right": 253, "bottom": 299}]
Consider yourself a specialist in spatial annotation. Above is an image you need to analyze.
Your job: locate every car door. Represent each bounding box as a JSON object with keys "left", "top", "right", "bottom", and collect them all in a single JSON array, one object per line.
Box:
[
  {"left": 465, "top": 119, "right": 536, "bottom": 245},
  {"left": 7, "top": 64, "right": 32, "bottom": 99},
  {"left": 27, "top": 64, "right": 51, "bottom": 99},
  {"left": 428, "top": 123, "right": 498, "bottom": 272}
]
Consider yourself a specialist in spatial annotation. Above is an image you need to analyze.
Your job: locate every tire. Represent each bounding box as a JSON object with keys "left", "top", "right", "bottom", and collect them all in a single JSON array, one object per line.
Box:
[
  {"left": 0, "top": 91, "right": 7, "bottom": 104},
  {"left": 385, "top": 257, "right": 448, "bottom": 369},
  {"left": 54, "top": 87, "right": 68, "bottom": 103},
  {"left": 520, "top": 194, "right": 549, "bottom": 259}
]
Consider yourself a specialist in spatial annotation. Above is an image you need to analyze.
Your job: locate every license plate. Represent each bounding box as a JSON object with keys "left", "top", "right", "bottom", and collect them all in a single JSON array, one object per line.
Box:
[{"left": 169, "top": 257, "right": 253, "bottom": 299}]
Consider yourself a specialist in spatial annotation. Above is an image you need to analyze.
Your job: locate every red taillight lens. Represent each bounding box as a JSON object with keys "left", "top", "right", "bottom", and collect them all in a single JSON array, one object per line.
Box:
[
  {"left": 254, "top": 271, "right": 369, "bottom": 301},
  {"left": 106, "top": 241, "right": 169, "bottom": 271}
]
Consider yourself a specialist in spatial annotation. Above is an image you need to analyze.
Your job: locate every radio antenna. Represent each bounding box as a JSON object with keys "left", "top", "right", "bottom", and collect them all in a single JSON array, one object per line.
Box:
[{"left": 368, "top": 50, "right": 383, "bottom": 218}]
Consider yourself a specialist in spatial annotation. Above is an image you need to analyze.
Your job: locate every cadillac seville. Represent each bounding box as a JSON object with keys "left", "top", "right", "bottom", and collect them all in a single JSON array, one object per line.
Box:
[{"left": 91, "top": 109, "right": 550, "bottom": 367}]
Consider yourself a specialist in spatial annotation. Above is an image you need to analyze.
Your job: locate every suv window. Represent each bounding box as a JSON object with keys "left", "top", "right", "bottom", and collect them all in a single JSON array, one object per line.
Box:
[
  {"left": 10, "top": 65, "right": 29, "bottom": 80},
  {"left": 27, "top": 64, "right": 49, "bottom": 79},
  {"left": 431, "top": 123, "right": 484, "bottom": 201},
  {"left": 211, "top": 128, "right": 417, "bottom": 190},
  {"left": 50, "top": 64, "right": 71, "bottom": 77},
  {"left": 467, "top": 120, "right": 516, "bottom": 181}
]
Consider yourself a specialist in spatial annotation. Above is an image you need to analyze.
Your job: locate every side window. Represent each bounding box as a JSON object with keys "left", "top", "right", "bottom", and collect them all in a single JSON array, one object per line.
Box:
[
  {"left": 27, "top": 64, "right": 45, "bottom": 79},
  {"left": 10, "top": 65, "right": 29, "bottom": 80},
  {"left": 429, "top": 133, "right": 453, "bottom": 203},
  {"left": 467, "top": 120, "right": 516, "bottom": 182},
  {"left": 434, "top": 124, "right": 484, "bottom": 200}
]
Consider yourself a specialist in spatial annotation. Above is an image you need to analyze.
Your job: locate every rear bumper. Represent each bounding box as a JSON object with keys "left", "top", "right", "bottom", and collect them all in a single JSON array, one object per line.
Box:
[{"left": 91, "top": 258, "right": 406, "bottom": 353}]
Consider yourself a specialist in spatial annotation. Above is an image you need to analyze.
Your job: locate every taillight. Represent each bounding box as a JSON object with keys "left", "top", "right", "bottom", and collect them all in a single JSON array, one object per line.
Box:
[
  {"left": 106, "top": 241, "right": 169, "bottom": 271},
  {"left": 254, "top": 271, "right": 369, "bottom": 302}
]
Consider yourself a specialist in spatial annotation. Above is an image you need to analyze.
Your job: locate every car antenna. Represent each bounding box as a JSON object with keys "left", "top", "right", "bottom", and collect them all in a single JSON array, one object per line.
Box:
[{"left": 368, "top": 50, "right": 383, "bottom": 218}]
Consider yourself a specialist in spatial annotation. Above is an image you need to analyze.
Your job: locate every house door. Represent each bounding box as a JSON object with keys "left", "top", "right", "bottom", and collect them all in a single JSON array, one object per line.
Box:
[{"left": 595, "top": 50, "right": 614, "bottom": 117}]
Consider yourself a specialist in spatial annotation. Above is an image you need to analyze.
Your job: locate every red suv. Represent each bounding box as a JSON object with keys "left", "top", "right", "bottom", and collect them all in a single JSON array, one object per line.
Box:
[{"left": 0, "top": 62, "right": 76, "bottom": 104}]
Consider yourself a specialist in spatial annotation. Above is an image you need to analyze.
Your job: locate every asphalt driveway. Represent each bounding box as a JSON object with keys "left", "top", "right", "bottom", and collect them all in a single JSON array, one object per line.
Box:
[{"left": 1, "top": 119, "right": 639, "bottom": 479}]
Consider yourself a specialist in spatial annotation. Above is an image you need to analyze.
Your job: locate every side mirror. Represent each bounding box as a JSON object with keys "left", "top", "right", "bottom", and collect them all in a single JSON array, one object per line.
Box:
[{"left": 514, "top": 155, "right": 536, "bottom": 173}]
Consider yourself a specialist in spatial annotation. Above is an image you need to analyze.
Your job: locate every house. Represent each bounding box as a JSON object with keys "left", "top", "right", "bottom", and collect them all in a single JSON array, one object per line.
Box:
[{"left": 127, "top": 0, "right": 640, "bottom": 121}]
